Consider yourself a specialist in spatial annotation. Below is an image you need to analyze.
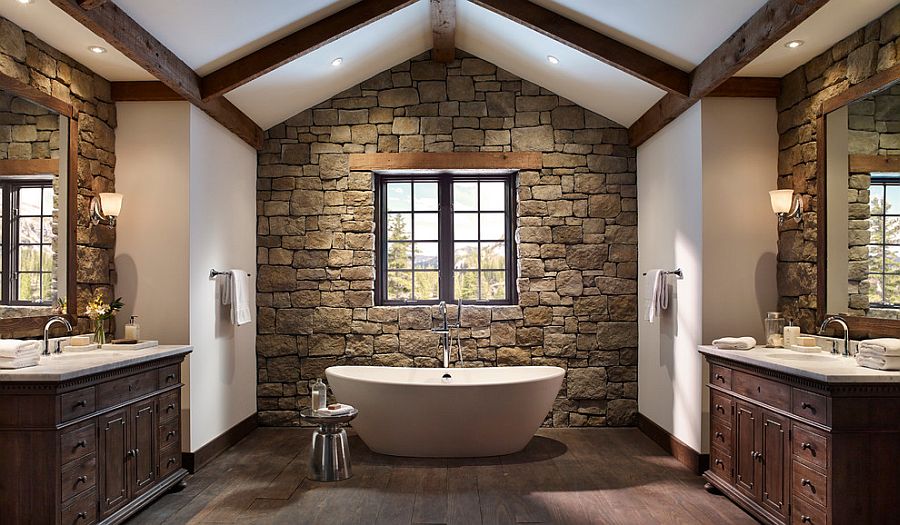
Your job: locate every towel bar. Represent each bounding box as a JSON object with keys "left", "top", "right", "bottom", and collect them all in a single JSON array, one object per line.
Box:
[
  {"left": 642, "top": 268, "right": 683, "bottom": 280},
  {"left": 209, "top": 269, "right": 252, "bottom": 279}
]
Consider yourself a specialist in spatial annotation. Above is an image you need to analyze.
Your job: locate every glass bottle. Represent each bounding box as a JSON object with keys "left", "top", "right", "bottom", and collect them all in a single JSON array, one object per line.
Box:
[
  {"left": 311, "top": 379, "right": 327, "bottom": 414},
  {"left": 765, "top": 312, "right": 785, "bottom": 348}
]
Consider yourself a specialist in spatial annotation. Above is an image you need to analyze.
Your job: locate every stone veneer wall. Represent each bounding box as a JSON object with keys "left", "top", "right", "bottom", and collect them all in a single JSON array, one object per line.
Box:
[
  {"left": 777, "top": 5, "right": 900, "bottom": 331},
  {"left": 0, "top": 17, "right": 116, "bottom": 335},
  {"left": 256, "top": 52, "right": 638, "bottom": 427}
]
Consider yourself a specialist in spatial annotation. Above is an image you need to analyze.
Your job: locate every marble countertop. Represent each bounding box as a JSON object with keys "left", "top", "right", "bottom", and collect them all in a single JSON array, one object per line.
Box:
[
  {"left": 698, "top": 345, "right": 900, "bottom": 383},
  {"left": 0, "top": 344, "right": 192, "bottom": 382}
]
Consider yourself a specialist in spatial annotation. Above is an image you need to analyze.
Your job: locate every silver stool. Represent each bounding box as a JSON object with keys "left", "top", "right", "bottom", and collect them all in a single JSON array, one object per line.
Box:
[{"left": 300, "top": 407, "right": 358, "bottom": 482}]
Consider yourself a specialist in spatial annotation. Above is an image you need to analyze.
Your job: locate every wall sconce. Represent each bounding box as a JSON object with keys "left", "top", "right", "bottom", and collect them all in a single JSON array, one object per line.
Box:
[
  {"left": 769, "top": 189, "right": 803, "bottom": 225},
  {"left": 91, "top": 192, "right": 123, "bottom": 226}
]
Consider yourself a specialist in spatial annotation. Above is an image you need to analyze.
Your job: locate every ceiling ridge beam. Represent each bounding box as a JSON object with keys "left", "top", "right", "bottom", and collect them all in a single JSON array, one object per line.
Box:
[
  {"left": 431, "top": 0, "right": 456, "bottom": 63},
  {"left": 111, "top": 81, "right": 183, "bottom": 101},
  {"left": 628, "top": 0, "right": 829, "bottom": 147},
  {"left": 49, "top": 0, "right": 263, "bottom": 149},
  {"left": 200, "top": 0, "right": 417, "bottom": 101},
  {"left": 469, "top": 0, "right": 691, "bottom": 98}
]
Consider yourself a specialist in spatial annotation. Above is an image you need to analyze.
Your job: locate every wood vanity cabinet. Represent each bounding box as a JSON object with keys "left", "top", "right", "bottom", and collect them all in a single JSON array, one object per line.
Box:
[
  {"left": 0, "top": 352, "right": 188, "bottom": 525},
  {"left": 703, "top": 355, "right": 900, "bottom": 525}
]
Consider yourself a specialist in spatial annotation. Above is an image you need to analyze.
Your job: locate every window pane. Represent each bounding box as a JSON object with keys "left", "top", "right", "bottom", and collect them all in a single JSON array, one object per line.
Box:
[
  {"left": 387, "top": 213, "right": 411, "bottom": 241},
  {"left": 415, "top": 271, "right": 439, "bottom": 300},
  {"left": 414, "top": 242, "right": 439, "bottom": 269},
  {"left": 887, "top": 217, "right": 900, "bottom": 244},
  {"left": 454, "top": 213, "right": 478, "bottom": 240},
  {"left": 42, "top": 217, "right": 54, "bottom": 241},
  {"left": 454, "top": 242, "right": 478, "bottom": 269},
  {"left": 871, "top": 216, "right": 884, "bottom": 244},
  {"left": 414, "top": 182, "right": 438, "bottom": 211},
  {"left": 480, "top": 181, "right": 505, "bottom": 211},
  {"left": 414, "top": 212, "right": 438, "bottom": 240},
  {"left": 481, "top": 242, "right": 505, "bottom": 269},
  {"left": 19, "top": 217, "right": 41, "bottom": 243},
  {"left": 387, "top": 271, "right": 412, "bottom": 300},
  {"left": 454, "top": 182, "right": 478, "bottom": 211},
  {"left": 887, "top": 185, "right": 900, "bottom": 214},
  {"left": 42, "top": 245, "right": 53, "bottom": 269},
  {"left": 41, "top": 272, "right": 53, "bottom": 302},
  {"left": 869, "top": 274, "right": 885, "bottom": 304},
  {"left": 870, "top": 245, "right": 884, "bottom": 273},
  {"left": 887, "top": 246, "right": 900, "bottom": 273},
  {"left": 455, "top": 271, "right": 478, "bottom": 300},
  {"left": 43, "top": 187, "right": 53, "bottom": 213},
  {"left": 387, "top": 182, "right": 412, "bottom": 211},
  {"left": 18, "top": 187, "right": 42, "bottom": 215},
  {"left": 481, "top": 271, "right": 506, "bottom": 300},
  {"left": 480, "top": 213, "right": 505, "bottom": 240},
  {"left": 886, "top": 275, "right": 900, "bottom": 305},
  {"left": 19, "top": 245, "right": 40, "bottom": 272},
  {"left": 18, "top": 273, "right": 40, "bottom": 302},
  {"left": 387, "top": 242, "right": 411, "bottom": 269},
  {"left": 871, "top": 184, "right": 885, "bottom": 214}
]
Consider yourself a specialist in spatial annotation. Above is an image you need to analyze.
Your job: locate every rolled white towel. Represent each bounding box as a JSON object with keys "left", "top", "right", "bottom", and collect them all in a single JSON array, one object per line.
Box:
[
  {"left": 858, "top": 338, "right": 900, "bottom": 357},
  {"left": 0, "top": 339, "right": 41, "bottom": 358},
  {"left": 856, "top": 353, "right": 900, "bottom": 371},
  {"left": 711, "top": 337, "right": 757, "bottom": 350}
]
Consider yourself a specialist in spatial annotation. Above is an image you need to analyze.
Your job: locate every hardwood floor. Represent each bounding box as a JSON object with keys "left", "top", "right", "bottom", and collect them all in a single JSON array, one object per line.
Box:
[{"left": 127, "top": 427, "right": 755, "bottom": 525}]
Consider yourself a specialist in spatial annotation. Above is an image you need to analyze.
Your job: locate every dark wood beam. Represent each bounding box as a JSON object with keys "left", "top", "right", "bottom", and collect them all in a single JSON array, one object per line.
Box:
[
  {"left": 628, "top": 0, "right": 829, "bottom": 148},
  {"left": 708, "top": 77, "right": 781, "bottom": 98},
  {"left": 50, "top": 0, "right": 263, "bottom": 149},
  {"left": 111, "top": 81, "right": 183, "bottom": 101},
  {"left": 849, "top": 154, "right": 900, "bottom": 173},
  {"left": 469, "top": 0, "right": 690, "bottom": 98},
  {"left": 200, "top": 0, "right": 416, "bottom": 100},
  {"left": 77, "top": 0, "right": 107, "bottom": 9},
  {"left": 0, "top": 159, "right": 59, "bottom": 175},
  {"left": 430, "top": 0, "right": 456, "bottom": 63}
]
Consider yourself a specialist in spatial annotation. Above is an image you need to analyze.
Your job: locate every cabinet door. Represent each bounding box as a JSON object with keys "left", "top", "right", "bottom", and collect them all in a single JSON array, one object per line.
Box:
[
  {"left": 759, "top": 409, "right": 789, "bottom": 519},
  {"left": 130, "top": 399, "right": 157, "bottom": 497},
  {"left": 99, "top": 408, "right": 129, "bottom": 516},
  {"left": 734, "top": 401, "right": 759, "bottom": 499}
]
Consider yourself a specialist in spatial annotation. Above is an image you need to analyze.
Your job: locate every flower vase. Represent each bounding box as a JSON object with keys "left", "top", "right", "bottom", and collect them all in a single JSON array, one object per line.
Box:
[{"left": 94, "top": 319, "right": 106, "bottom": 346}]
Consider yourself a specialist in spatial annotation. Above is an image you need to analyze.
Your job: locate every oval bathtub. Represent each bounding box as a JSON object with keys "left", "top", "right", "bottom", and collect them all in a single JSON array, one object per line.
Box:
[{"left": 325, "top": 365, "right": 564, "bottom": 458}]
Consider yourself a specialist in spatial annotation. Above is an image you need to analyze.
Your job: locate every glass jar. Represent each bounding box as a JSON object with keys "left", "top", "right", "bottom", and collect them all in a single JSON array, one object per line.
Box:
[{"left": 764, "top": 312, "right": 785, "bottom": 348}]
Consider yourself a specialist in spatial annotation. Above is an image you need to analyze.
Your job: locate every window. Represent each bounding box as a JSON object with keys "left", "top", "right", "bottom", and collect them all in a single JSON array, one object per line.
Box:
[
  {"left": 0, "top": 180, "right": 56, "bottom": 305},
  {"left": 867, "top": 175, "right": 900, "bottom": 308},
  {"left": 376, "top": 172, "right": 516, "bottom": 305}
]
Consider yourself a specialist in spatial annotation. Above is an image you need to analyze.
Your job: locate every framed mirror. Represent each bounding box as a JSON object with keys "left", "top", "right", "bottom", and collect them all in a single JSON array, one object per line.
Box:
[
  {"left": 0, "top": 75, "right": 77, "bottom": 334},
  {"left": 819, "top": 65, "right": 900, "bottom": 337}
]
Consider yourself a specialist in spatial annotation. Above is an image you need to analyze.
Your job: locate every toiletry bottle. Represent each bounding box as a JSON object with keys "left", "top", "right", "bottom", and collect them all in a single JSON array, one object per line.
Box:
[
  {"left": 124, "top": 316, "right": 140, "bottom": 340},
  {"left": 784, "top": 321, "right": 800, "bottom": 349},
  {"left": 311, "top": 379, "right": 327, "bottom": 414}
]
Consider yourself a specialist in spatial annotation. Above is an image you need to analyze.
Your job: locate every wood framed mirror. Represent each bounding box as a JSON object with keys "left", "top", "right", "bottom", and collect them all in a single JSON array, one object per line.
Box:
[
  {"left": 817, "top": 62, "right": 900, "bottom": 338},
  {"left": 0, "top": 73, "right": 77, "bottom": 335}
]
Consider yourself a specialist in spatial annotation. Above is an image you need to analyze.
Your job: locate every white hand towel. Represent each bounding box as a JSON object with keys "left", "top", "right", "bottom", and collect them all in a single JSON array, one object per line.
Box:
[
  {"left": 643, "top": 270, "right": 668, "bottom": 324},
  {"left": 0, "top": 355, "right": 40, "bottom": 368},
  {"left": 0, "top": 339, "right": 41, "bottom": 358},
  {"left": 859, "top": 338, "right": 900, "bottom": 357},
  {"left": 711, "top": 337, "right": 757, "bottom": 350},
  {"left": 856, "top": 353, "right": 900, "bottom": 371},
  {"left": 222, "top": 269, "right": 252, "bottom": 326},
  {"left": 316, "top": 403, "right": 355, "bottom": 416}
]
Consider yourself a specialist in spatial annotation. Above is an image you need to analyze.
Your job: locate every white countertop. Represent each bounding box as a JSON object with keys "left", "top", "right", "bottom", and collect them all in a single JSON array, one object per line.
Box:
[
  {"left": 698, "top": 345, "right": 900, "bottom": 383},
  {"left": 0, "top": 344, "right": 192, "bottom": 382}
]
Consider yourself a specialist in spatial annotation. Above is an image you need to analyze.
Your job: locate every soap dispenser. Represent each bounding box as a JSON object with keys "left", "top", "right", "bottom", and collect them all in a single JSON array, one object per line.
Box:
[
  {"left": 311, "top": 379, "right": 327, "bottom": 414},
  {"left": 124, "top": 316, "right": 140, "bottom": 341}
]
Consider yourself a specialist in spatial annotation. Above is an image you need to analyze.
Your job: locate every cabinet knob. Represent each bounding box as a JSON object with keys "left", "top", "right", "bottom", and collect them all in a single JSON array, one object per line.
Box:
[
  {"left": 167, "top": 430, "right": 177, "bottom": 440},
  {"left": 714, "top": 459, "right": 723, "bottom": 466},
  {"left": 134, "top": 448, "right": 140, "bottom": 456},
  {"left": 714, "top": 373, "right": 725, "bottom": 382},
  {"left": 801, "top": 442, "right": 813, "bottom": 451},
  {"left": 75, "top": 440, "right": 87, "bottom": 449},
  {"left": 715, "top": 431, "right": 724, "bottom": 441},
  {"left": 167, "top": 457, "right": 177, "bottom": 466},
  {"left": 126, "top": 449, "right": 136, "bottom": 458},
  {"left": 76, "top": 475, "right": 87, "bottom": 484},
  {"left": 801, "top": 516, "right": 812, "bottom": 524},
  {"left": 76, "top": 511, "right": 87, "bottom": 520},
  {"left": 801, "top": 402, "right": 813, "bottom": 410},
  {"left": 167, "top": 403, "right": 176, "bottom": 411},
  {"left": 715, "top": 404, "right": 724, "bottom": 413},
  {"left": 74, "top": 399, "right": 86, "bottom": 408},
  {"left": 166, "top": 373, "right": 177, "bottom": 382}
]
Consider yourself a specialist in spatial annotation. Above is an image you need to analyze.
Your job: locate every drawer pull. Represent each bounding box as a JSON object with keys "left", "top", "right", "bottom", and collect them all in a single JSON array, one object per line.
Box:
[
  {"left": 126, "top": 449, "right": 136, "bottom": 458},
  {"left": 714, "top": 431, "right": 724, "bottom": 441},
  {"left": 801, "top": 478, "right": 816, "bottom": 493},
  {"left": 801, "top": 442, "right": 813, "bottom": 451},
  {"left": 801, "top": 516, "right": 811, "bottom": 524},
  {"left": 74, "top": 399, "right": 87, "bottom": 408},
  {"left": 714, "top": 459, "right": 723, "bottom": 466},
  {"left": 167, "top": 457, "right": 177, "bottom": 466},
  {"left": 166, "top": 430, "right": 177, "bottom": 440},
  {"left": 715, "top": 404, "right": 725, "bottom": 413},
  {"left": 134, "top": 448, "right": 140, "bottom": 457},
  {"left": 76, "top": 475, "right": 87, "bottom": 484},
  {"left": 74, "top": 440, "right": 87, "bottom": 449},
  {"left": 714, "top": 373, "right": 725, "bottom": 382},
  {"left": 166, "top": 373, "right": 177, "bottom": 382},
  {"left": 76, "top": 511, "right": 87, "bottom": 520},
  {"left": 166, "top": 403, "right": 177, "bottom": 412},
  {"left": 801, "top": 402, "right": 814, "bottom": 410}
]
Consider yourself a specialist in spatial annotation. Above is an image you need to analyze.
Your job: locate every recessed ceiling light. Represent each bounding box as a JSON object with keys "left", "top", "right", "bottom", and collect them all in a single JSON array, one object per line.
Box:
[
  {"left": 16, "top": 0, "right": 34, "bottom": 5},
  {"left": 88, "top": 46, "right": 107, "bottom": 54},
  {"left": 331, "top": 57, "right": 343, "bottom": 67},
  {"left": 546, "top": 55, "right": 559, "bottom": 65},
  {"left": 785, "top": 40, "right": 804, "bottom": 49}
]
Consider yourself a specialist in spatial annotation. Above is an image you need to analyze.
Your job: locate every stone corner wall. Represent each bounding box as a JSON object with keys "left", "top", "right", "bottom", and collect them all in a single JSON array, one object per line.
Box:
[
  {"left": 776, "top": 5, "right": 900, "bottom": 332},
  {"left": 256, "top": 51, "right": 639, "bottom": 428}
]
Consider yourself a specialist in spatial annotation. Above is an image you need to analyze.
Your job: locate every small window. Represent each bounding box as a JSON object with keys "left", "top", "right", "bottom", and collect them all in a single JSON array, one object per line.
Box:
[
  {"left": 0, "top": 179, "right": 56, "bottom": 305},
  {"left": 376, "top": 172, "right": 516, "bottom": 305}
]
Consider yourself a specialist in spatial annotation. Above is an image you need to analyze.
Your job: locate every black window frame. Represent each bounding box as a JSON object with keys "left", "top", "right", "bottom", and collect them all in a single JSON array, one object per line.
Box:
[
  {"left": 868, "top": 175, "right": 900, "bottom": 309},
  {"left": 375, "top": 171, "right": 517, "bottom": 306},
  {"left": 0, "top": 177, "right": 56, "bottom": 306}
]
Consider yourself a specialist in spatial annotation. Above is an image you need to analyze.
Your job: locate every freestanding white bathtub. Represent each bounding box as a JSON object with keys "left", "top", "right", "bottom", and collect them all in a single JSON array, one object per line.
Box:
[{"left": 325, "top": 365, "right": 564, "bottom": 457}]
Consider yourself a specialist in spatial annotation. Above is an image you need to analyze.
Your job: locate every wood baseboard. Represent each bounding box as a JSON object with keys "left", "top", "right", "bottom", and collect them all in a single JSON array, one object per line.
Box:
[
  {"left": 637, "top": 412, "right": 708, "bottom": 475},
  {"left": 182, "top": 413, "right": 257, "bottom": 473}
]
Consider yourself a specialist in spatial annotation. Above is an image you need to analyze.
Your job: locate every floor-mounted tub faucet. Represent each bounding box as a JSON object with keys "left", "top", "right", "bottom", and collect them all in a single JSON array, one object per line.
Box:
[{"left": 432, "top": 299, "right": 462, "bottom": 368}]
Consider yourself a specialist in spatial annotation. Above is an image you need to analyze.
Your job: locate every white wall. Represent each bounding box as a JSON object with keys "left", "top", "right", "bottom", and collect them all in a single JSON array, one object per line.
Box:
[{"left": 826, "top": 106, "right": 850, "bottom": 313}]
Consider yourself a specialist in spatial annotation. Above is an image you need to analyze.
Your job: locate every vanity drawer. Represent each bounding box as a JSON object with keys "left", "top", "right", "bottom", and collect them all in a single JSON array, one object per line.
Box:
[
  {"left": 158, "top": 365, "right": 180, "bottom": 388},
  {"left": 733, "top": 371, "right": 790, "bottom": 411},
  {"left": 60, "top": 488, "right": 97, "bottom": 525},
  {"left": 710, "top": 417, "right": 732, "bottom": 453},
  {"left": 159, "top": 390, "right": 180, "bottom": 423},
  {"left": 793, "top": 423, "right": 829, "bottom": 470},
  {"left": 60, "top": 387, "right": 96, "bottom": 422},
  {"left": 60, "top": 453, "right": 96, "bottom": 502},
  {"left": 60, "top": 420, "right": 96, "bottom": 465},
  {"left": 792, "top": 460, "right": 828, "bottom": 508},
  {"left": 710, "top": 390, "right": 734, "bottom": 422},
  {"left": 97, "top": 370, "right": 157, "bottom": 408},
  {"left": 709, "top": 446, "right": 733, "bottom": 483},
  {"left": 792, "top": 388, "right": 828, "bottom": 426},
  {"left": 709, "top": 364, "right": 732, "bottom": 390},
  {"left": 792, "top": 495, "right": 827, "bottom": 525},
  {"left": 159, "top": 443, "right": 182, "bottom": 478},
  {"left": 158, "top": 418, "right": 180, "bottom": 448}
]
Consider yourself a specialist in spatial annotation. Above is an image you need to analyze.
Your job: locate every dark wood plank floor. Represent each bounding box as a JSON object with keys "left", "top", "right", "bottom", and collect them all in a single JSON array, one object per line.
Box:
[{"left": 127, "top": 427, "right": 756, "bottom": 525}]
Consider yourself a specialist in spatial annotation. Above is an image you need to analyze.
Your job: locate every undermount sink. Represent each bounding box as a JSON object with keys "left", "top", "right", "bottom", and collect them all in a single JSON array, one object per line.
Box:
[{"left": 767, "top": 353, "right": 839, "bottom": 362}]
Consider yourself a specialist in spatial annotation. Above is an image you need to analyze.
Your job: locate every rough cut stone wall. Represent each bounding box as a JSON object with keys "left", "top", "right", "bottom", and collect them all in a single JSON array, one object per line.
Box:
[
  {"left": 0, "top": 17, "right": 116, "bottom": 335},
  {"left": 0, "top": 92, "right": 60, "bottom": 159},
  {"left": 256, "top": 52, "right": 638, "bottom": 427},
  {"left": 777, "top": 5, "right": 900, "bottom": 332}
]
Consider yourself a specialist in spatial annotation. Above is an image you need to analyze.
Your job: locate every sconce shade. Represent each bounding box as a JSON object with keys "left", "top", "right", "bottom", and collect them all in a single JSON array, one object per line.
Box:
[
  {"left": 99, "top": 192, "right": 123, "bottom": 217},
  {"left": 769, "top": 189, "right": 794, "bottom": 214}
]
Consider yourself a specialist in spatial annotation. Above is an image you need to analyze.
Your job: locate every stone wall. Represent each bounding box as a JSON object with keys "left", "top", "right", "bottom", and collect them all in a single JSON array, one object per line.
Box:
[
  {"left": 777, "top": 5, "right": 900, "bottom": 331},
  {"left": 0, "top": 17, "right": 116, "bottom": 335},
  {"left": 256, "top": 52, "right": 638, "bottom": 427}
]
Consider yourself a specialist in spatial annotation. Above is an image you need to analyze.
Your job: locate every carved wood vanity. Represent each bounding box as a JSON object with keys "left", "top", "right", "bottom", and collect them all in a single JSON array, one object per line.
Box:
[
  {"left": 0, "top": 346, "right": 191, "bottom": 524},
  {"left": 700, "top": 346, "right": 900, "bottom": 525}
]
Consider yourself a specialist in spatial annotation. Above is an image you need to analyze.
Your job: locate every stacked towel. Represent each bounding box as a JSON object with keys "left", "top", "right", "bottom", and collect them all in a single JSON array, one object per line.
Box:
[
  {"left": 857, "top": 338, "right": 900, "bottom": 370},
  {"left": 316, "top": 403, "right": 355, "bottom": 416},
  {"left": 711, "top": 337, "right": 757, "bottom": 350},
  {"left": 0, "top": 339, "right": 41, "bottom": 369}
]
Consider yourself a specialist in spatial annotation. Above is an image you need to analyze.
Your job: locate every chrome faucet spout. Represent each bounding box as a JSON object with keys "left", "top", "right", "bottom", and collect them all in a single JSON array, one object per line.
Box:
[
  {"left": 43, "top": 316, "right": 73, "bottom": 356},
  {"left": 818, "top": 315, "right": 850, "bottom": 357}
]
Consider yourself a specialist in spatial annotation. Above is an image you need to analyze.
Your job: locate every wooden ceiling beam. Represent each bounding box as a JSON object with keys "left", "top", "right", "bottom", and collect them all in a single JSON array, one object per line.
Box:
[
  {"left": 707, "top": 77, "right": 781, "bottom": 98},
  {"left": 77, "top": 0, "right": 107, "bottom": 9},
  {"left": 430, "top": 0, "right": 456, "bottom": 63},
  {"left": 628, "top": 0, "right": 829, "bottom": 148},
  {"left": 111, "top": 81, "right": 183, "bottom": 101},
  {"left": 49, "top": 0, "right": 263, "bottom": 149},
  {"left": 469, "top": 0, "right": 690, "bottom": 98},
  {"left": 200, "top": 0, "right": 416, "bottom": 101}
]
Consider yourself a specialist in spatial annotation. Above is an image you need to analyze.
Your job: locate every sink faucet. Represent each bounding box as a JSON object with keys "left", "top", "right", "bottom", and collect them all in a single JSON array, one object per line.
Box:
[
  {"left": 43, "top": 316, "right": 73, "bottom": 356},
  {"left": 431, "top": 299, "right": 462, "bottom": 368},
  {"left": 818, "top": 315, "right": 850, "bottom": 357}
]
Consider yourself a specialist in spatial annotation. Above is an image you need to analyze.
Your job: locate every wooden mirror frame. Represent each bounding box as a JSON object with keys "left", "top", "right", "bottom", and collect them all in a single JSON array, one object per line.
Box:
[
  {"left": 816, "top": 62, "right": 900, "bottom": 338},
  {"left": 0, "top": 73, "right": 78, "bottom": 334}
]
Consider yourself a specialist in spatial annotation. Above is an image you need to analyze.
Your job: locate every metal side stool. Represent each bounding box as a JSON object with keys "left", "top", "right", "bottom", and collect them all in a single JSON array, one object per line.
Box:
[{"left": 299, "top": 407, "right": 358, "bottom": 482}]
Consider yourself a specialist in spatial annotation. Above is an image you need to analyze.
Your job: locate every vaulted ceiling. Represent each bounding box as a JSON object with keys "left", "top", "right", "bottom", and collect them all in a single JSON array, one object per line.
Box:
[{"left": 2, "top": 0, "right": 897, "bottom": 148}]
